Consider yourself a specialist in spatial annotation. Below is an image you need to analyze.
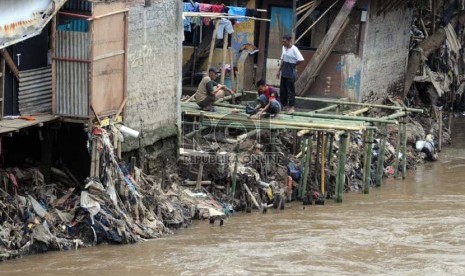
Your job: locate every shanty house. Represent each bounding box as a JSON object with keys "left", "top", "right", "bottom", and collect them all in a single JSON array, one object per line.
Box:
[{"left": 0, "top": 0, "right": 183, "bottom": 179}]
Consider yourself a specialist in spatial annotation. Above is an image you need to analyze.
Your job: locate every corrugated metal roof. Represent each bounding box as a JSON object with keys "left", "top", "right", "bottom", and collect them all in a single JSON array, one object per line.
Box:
[
  {"left": 0, "top": 0, "right": 68, "bottom": 50},
  {"left": 18, "top": 66, "right": 53, "bottom": 115}
]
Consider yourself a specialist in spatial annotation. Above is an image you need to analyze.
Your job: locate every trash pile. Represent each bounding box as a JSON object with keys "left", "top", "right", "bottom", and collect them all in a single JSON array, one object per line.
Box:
[{"left": 0, "top": 127, "right": 225, "bottom": 262}]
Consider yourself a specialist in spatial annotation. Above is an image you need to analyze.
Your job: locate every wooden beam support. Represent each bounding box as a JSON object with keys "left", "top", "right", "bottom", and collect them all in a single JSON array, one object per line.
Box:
[
  {"left": 220, "top": 33, "right": 229, "bottom": 85},
  {"left": 295, "top": 0, "right": 357, "bottom": 96},
  {"left": 296, "top": 0, "right": 322, "bottom": 29},
  {"left": 0, "top": 49, "right": 19, "bottom": 80},
  {"left": 207, "top": 19, "right": 221, "bottom": 70}
]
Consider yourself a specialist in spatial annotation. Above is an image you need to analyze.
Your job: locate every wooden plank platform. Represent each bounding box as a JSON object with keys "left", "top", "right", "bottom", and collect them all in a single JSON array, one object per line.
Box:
[{"left": 0, "top": 114, "right": 59, "bottom": 134}]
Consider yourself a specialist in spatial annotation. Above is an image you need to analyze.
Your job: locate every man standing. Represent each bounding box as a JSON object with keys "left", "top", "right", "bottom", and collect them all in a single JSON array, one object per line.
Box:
[
  {"left": 276, "top": 35, "right": 304, "bottom": 114},
  {"left": 195, "top": 67, "right": 234, "bottom": 111}
]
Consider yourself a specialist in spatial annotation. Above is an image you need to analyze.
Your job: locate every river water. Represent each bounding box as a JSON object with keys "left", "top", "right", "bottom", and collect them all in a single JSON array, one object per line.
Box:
[{"left": 1, "top": 119, "right": 465, "bottom": 275}]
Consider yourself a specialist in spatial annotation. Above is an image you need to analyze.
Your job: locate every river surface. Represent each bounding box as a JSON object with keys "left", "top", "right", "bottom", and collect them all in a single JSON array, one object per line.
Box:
[{"left": 1, "top": 119, "right": 465, "bottom": 275}]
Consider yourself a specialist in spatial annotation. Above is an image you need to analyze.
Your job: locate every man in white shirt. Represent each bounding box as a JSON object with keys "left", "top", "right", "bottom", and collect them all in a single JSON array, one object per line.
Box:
[{"left": 276, "top": 35, "right": 304, "bottom": 114}]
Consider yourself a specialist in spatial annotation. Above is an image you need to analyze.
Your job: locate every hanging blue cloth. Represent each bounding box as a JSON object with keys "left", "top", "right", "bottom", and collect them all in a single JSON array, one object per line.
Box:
[
  {"left": 183, "top": 2, "right": 199, "bottom": 32},
  {"left": 228, "top": 6, "right": 247, "bottom": 22}
]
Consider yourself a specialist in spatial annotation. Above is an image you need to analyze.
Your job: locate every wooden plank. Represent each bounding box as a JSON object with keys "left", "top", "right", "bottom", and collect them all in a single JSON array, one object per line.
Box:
[
  {"left": 0, "top": 115, "right": 57, "bottom": 129},
  {"left": 92, "top": 13, "right": 125, "bottom": 57},
  {"left": 92, "top": 56, "right": 124, "bottom": 115},
  {"left": 123, "top": 12, "right": 128, "bottom": 119},
  {"left": 295, "top": 0, "right": 357, "bottom": 96},
  {"left": 220, "top": 33, "right": 229, "bottom": 85},
  {"left": 296, "top": 0, "right": 322, "bottom": 29},
  {"left": 0, "top": 127, "right": 19, "bottom": 134},
  {"left": 0, "top": 49, "right": 19, "bottom": 80},
  {"left": 91, "top": 11, "right": 125, "bottom": 116},
  {"left": 92, "top": 2, "right": 127, "bottom": 17},
  {"left": 207, "top": 20, "right": 221, "bottom": 70}
]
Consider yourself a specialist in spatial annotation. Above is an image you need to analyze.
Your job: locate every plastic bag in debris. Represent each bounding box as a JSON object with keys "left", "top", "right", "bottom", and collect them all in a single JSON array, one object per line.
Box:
[
  {"left": 80, "top": 191, "right": 101, "bottom": 222},
  {"left": 245, "top": 102, "right": 259, "bottom": 115},
  {"left": 287, "top": 162, "right": 301, "bottom": 182},
  {"left": 28, "top": 195, "right": 48, "bottom": 218}
]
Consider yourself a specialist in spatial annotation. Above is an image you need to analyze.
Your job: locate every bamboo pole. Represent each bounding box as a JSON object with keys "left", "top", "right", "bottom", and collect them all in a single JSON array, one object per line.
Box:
[
  {"left": 271, "top": 130, "right": 277, "bottom": 163},
  {"left": 335, "top": 132, "right": 348, "bottom": 203},
  {"left": 346, "top": 107, "right": 370, "bottom": 116},
  {"left": 309, "top": 104, "right": 339, "bottom": 114},
  {"left": 182, "top": 110, "right": 367, "bottom": 131},
  {"left": 242, "top": 91, "right": 424, "bottom": 113},
  {"left": 90, "top": 139, "right": 96, "bottom": 177},
  {"left": 385, "top": 111, "right": 407, "bottom": 120},
  {"left": 394, "top": 123, "right": 402, "bottom": 179},
  {"left": 402, "top": 117, "right": 407, "bottom": 179},
  {"left": 205, "top": 101, "right": 397, "bottom": 124},
  {"left": 438, "top": 109, "right": 443, "bottom": 152},
  {"left": 229, "top": 47, "right": 236, "bottom": 104},
  {"left": 207, "top": 20, "right": 220, "bottom": 70},
  {"left": 196, "top": 163, "right": 204, "bottom": 190},
  {"left": 327, "top": 133, "right": 334, "bottom": 165},
  {"left": 363, "top": 129, "right": 374, "bottom": 194},
  {"left": 297, "top": 137, "right": 308, "bottom": 199},
  {"left": 376, "top": 125, "right": 387, "bottom": 187},
  {"left": 314, "top": 132, "right": 322, "bottom": 175},
  {"left": 296, "top": 0, "right": 321, "bottom": 28},
  {"left": 295, "top": 0, "right": 340, "bottom": 44},
  {"left": 243, "top": 184, "right": 260, "bottom": 208},
  {"left": 299, "top": 136, "right": 312, "bottom": 199},
  {"left": 321, "top": 132, "right": 326, "bottom": 195},
  {"left": 220, "top": 33, "right": 229, "bottom": 85},
  {"left": 231, "top": 150, "right": 239, "bottom": 199}
]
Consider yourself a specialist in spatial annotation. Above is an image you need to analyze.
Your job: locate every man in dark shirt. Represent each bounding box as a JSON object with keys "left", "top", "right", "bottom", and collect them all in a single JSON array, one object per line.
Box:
[{"left": 195, "top": 67, "right": 234, "bottom": 111}]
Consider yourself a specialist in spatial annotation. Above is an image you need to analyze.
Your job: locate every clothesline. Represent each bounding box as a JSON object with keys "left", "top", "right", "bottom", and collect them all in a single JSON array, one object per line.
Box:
[{"left": 183, "top": 12, "right": 271, "bottom": 22}]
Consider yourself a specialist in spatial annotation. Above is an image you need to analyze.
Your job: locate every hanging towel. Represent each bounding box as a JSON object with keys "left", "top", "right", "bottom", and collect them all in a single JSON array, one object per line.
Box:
[
  {"left": 183, "top": 2, "right": 199, "bottom": 32},
  {"left": 211, "top": 4, "right": 223, "bottom": 13},
  {"left": 199, "top": 3, "right": 212, "bottom": 26},
  {"left": 228, "top": 6, "right": 246, "bottom": 22},
  {"left": 217, "top": 18, "right": 234, "bottom": 39}
]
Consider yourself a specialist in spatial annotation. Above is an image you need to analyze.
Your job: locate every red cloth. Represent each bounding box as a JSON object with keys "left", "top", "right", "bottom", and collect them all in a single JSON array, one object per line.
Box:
[
  {"left": 199, "top": 3, "right": 212, "bottom": 26},
  {"left": 211, "top": 5, "right": 223, "bottom": 13}
]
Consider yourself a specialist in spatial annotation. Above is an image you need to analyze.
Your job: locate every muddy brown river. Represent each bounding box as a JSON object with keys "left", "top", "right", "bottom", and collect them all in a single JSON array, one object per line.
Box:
[{"left": 1, "top": 119, "right": 465, "bottom": 275}]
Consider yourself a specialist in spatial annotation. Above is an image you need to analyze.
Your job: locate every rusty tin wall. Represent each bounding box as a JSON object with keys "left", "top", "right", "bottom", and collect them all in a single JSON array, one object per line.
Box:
[
  {"left": 55, "top": 31, "right": 90, "bottom": 117},
  {"left": 18, "top": 66, "right": 53, "bottom": 115}
]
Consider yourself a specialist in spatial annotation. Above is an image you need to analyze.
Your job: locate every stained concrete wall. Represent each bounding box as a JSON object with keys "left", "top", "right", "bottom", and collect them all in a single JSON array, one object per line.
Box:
[
  {"left": 360, "top": 6, "right": 413, "bottom": 101},
  {"left": 123, "top": 0, "right": 183, "bottom": 153}
]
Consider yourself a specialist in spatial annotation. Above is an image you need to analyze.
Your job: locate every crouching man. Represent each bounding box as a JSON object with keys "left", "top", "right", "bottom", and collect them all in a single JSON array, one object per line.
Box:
[
  {"left": 195, "top": 67, "right": 234, "bottom": 112},
  {"left": 257, "top": 90, "right": 281, "bottom": 118}
]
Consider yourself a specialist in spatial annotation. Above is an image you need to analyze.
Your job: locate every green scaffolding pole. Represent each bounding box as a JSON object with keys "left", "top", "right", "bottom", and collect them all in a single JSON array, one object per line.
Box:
[
  {"left": 231, "top": 145, "right": 239, "bottom": 199},
  {"left": 335, "top": 132, "right": 348, "bottom": 203},
  {"left": 401, "top": 118, "right": 408, "bottom": 179},
  {"left": 363, "top": 129, "right": 374, "bottom": 194},
  {"left": 376, "top": 125, "right": 387, "bottom": 187},
  {"left": 299, "top": 135, "right": 312, "bottom": 199},
  {"left": 393, "top": 123, "right": 402, "bottom": 179}
]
